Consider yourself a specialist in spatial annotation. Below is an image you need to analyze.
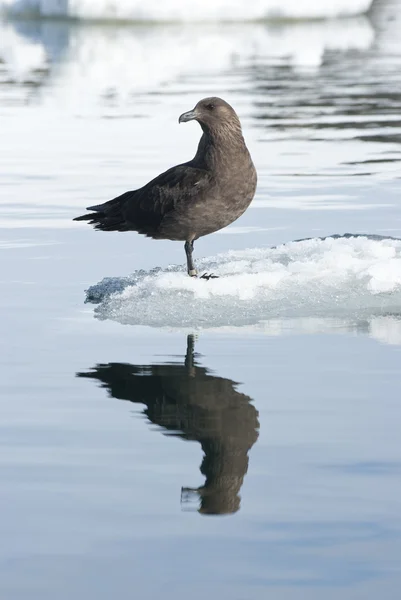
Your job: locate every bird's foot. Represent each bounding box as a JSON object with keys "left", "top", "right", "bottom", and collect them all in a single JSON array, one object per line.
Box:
[{"left": 200, "top": 272, "right": 219, "bottom": 280}]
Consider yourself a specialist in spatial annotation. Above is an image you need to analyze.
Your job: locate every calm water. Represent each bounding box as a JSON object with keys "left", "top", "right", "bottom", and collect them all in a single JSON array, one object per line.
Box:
[{"left": 1, "top": 1, "right": 401, "bottom": 598}]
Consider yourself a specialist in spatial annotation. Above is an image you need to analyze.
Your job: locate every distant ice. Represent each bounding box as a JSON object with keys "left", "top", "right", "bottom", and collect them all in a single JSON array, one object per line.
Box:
[
  {"left": 0, "top": 24, "right": 48, "bottom": 80},
  {"left": 47, "top": 19, "right": 373, "bottom": 112},
  {"left": 1, "top": 0, "right": 374, "bottom": 21},
  {"left": 0, "top": 15, "right": 374, "bottom": 106},
  {"left": 85, "top": 236, "right": 401, "bottom": 331},
  {"left": 10, "top": 22, "right": 374, "bottom": 113}
]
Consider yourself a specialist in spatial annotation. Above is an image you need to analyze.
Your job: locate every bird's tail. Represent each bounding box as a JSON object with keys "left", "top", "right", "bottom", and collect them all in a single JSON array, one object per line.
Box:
[
  {"left": 73, "top": 211, "right": 101, "bottom": 222},
  {"left": 73, "top": 197, "right": 130, "bottom": 232}
]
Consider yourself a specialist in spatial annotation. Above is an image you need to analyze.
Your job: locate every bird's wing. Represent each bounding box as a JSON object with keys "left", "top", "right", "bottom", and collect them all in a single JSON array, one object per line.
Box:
[
  {"left": 122, "top": 164, "right": 210, "bottom": 228},
  {"left": 76, "top": 164, "right": 210, "bottom": 235}
]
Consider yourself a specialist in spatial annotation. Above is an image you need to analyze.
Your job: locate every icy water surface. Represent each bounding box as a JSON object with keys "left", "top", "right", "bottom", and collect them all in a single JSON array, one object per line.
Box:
[{"left": 1, "top": 1, "right": 401, "bottom": 598}]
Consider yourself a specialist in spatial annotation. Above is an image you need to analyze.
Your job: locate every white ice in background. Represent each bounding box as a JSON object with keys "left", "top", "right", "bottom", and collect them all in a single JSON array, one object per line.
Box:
[
  {"left": 1, "top": 0, "right": 374, "bottom": 21},
  {"left": 0, "top": 18, "right": 370, "bottom": 113},
  {"left": 85, "top": 236, "right": 401, "bottom": 330},
  {"left": 0, "top": 4, "right": 374, "bottom": 106},
  {"left": 0, "top": 24, "right": 48, "bottom": 80}
]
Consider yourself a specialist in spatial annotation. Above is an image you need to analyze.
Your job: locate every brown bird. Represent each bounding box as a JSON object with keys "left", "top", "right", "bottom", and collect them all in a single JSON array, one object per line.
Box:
[{"left": 74, "top": 97, "right": 257, "bottom": 278}]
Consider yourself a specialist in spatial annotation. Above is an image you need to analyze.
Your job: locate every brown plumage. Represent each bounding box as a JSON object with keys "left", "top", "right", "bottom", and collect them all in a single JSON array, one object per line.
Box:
[{"left": 74, "top": 97, "right": 257, "bottom": 277}]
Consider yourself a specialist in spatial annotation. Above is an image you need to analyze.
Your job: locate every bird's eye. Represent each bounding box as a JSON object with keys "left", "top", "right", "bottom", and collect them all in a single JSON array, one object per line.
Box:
[{"left": 206, "top": 103, "right": 215, "bottom": 110}]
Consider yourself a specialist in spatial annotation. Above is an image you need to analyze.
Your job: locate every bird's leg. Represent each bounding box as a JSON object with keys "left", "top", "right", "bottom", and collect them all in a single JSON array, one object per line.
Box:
[
  {"left": 185, "top": 240, "right": 218, "bottom": 280},
  {"left": 185, "top": 240, "right": 197, "bottom": 277}
]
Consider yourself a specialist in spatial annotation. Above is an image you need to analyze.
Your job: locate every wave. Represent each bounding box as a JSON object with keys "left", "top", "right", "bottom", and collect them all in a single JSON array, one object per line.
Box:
[
  {"left": 1, "top": 0, "right": 374, "bottom": 22},
  {"left": 83, "top": 235, "right": 401, "bottom": 332}
]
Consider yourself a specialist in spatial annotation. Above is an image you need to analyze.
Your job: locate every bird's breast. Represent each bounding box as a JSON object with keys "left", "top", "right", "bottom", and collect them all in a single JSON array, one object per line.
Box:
[{"left": 160, "top": 157, "right": 256, "bottom": 241}]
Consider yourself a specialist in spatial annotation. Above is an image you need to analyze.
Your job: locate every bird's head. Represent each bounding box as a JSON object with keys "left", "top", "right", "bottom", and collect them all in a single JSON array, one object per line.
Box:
[{"left": 179, "top": 97, "right": 241, "bottom": 134}]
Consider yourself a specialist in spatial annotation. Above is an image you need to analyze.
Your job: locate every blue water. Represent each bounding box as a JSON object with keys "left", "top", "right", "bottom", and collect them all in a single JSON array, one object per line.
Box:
[{"left": 1, "top": 1, "right": 401, "bottom": 598}]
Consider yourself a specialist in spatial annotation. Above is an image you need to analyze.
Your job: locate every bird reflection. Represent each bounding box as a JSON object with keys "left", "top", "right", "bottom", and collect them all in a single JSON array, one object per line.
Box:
[{"left": 77, "top": 335, "right": 259, "bottom": 515}]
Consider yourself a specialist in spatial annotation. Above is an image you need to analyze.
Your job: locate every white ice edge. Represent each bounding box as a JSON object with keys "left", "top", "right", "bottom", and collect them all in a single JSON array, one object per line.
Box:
[
  {"left": 194, "top": 315, "right": 401, "bottom": 347},
  {"left": 84, "top": 236, "right": 401, "bottom": 331}
]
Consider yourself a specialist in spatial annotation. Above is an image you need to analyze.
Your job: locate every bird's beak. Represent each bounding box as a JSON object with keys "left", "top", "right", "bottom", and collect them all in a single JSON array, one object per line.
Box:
[{"left": 179, "top": 109, "right": 197, "bottom": 124}]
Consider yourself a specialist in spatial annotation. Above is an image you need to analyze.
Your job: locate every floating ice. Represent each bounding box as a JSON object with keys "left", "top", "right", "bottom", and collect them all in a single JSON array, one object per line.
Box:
[
  {"left": 0, "top": 13, "right": 373, "bottom": 107},
  {"left": 0, "top": 19, "right": 372, "bottom": 112},
  {"left": 0, "top": 24, "right": 48, "bottom": 80},
  {"left": 1, "top": 0, "right": 374, "bottom": 21},
  {"left": 85, "top": 236, "right": 401, "bottom": 330}
]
